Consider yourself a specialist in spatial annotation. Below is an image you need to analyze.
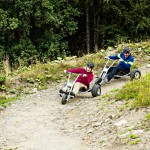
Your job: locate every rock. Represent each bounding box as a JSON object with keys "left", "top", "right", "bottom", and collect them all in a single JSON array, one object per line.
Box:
[
  {"left": 114, "top": 119, "right": 128, "bottom": 127},
  {"left": 65, "top": 56, "right": 77, "bottom": 60},
  {"left": 108, "top": 114, "right": 116, "bottom": 119},
  {"left": 87, "top": 129, "right": 93, "bottom": 134},
  {"left": 146, "top": 146, "right": 150, "bottom": 150},
  {"left": 0, "top": 106, "right": 5, "bottom": 111},
  {"left": 92, "top": 122, "right": 102, "bottom": 127},
  {"left": 32, "top": 88, "right": 37, "bottom": 93},
  {"left": 92, "top": 119, "right": 98, "bottom": 122},
  {"left": 107, "top": 46, "right": 114, "bottom": 51},
  {"left": 118, "top": 132, "right": 130, "bottom": 138},
  {"left": 104, "top": 118, "right": 111, "bottom": 123},
  {"left": 132, "top": 130, "right": 144, "bottom": 134},
  {"left": 84, "top": 123, "right": 90, "bottom": 127},
  {"left": 146, "top": 64, "right": 150, "bottom": 68},
  {"left": 118, "top": 130, "right": 144, "bottom": 138},
  {"left": 102, "top": 143, "right": 107, "bottom": 147}
]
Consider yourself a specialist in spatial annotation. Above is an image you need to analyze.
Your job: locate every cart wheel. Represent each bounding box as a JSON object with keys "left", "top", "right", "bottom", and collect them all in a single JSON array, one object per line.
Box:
[
  {"left": 62, "top": 94, "right": 67, "bottom": 105},
  {"left": 91, "top": 84, "right": 101, "bottom": 97},
  {"left": 95, "top": 78, "right": 102, "bottom": 84},
  {"left": 130, "top": 69, "right": 141, "bottom": 80}
]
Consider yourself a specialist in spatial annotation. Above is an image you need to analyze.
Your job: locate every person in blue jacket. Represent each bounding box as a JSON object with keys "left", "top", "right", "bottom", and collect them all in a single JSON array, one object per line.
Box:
[{"left": 106, "top": 47, "right": 134, "bottom": 82}]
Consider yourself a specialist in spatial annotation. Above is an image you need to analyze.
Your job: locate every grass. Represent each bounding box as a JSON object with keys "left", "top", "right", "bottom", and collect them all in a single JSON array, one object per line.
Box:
[
  {"left": 0, "top": 96, "right": 19, "bottom": 107},
  {"left": 129, "top": 139, "right": 141, "bottom": 145},
  {"left": 10, "top": 52, "right": 106, "bottom": 87},
  {"left": 146, "top": 113, "right": 150, "bottom": 120},
  {"left": 116, "top": 73, "right": 150, "bottom": 108},
  {"left": 0, "top": 40, "right": 149, "bottom": 107},
  {"left": 129, "top": 134, "right": 138, "bottom": 139}
]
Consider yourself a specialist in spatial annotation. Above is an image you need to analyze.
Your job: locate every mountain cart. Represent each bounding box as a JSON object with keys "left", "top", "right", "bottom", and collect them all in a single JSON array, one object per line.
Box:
[
  {"left": 94, "top": 58, "right": 141, "bottom": 85},
  {"left": 59, "top": 72, "right": 101, "bottom": 105}
]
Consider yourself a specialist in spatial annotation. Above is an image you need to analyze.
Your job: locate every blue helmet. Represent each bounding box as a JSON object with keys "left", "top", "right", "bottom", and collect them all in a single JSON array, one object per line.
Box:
[
  {"left": 86, "top": 62, "right": 95, "bottom": 69},
  {"left": 123, "top": 47, "right": 130, "bottom": 53}
]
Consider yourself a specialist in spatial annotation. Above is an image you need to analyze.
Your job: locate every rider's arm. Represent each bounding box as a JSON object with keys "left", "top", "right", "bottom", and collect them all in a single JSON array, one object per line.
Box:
[
  {"left": 121, "top": 58, "right": 134, "bottom": 69},
  {"left": 67, "top": 68, "right": 83, "bottom": 74},
  {"left": 118, "top": 53, "right": 134, "bottom": 69},
  {"left": 109, "top": 55, "right": 120, "bottom": 60}
]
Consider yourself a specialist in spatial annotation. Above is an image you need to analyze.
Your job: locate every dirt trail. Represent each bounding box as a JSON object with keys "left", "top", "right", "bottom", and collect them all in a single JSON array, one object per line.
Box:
[
  {"left": 0, "top": 87, "right": 87, "bottom": 150},
  {"left": 0, "top": 65, "right": 149, "bottom": 150}
]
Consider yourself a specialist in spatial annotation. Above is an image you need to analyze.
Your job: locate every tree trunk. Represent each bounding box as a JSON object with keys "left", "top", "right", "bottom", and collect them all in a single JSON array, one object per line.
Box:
[
  {"left": 86, "top": 0, "right": 90, "bottom": 54},
  {"left": 94, "top": 15, "right": 100, "bottom": 52}
]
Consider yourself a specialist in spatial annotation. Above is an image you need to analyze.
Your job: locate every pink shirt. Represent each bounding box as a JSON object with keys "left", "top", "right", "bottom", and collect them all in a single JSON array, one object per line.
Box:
[{"left": 67, "top": 68, "right": 94, "bottom": 87}]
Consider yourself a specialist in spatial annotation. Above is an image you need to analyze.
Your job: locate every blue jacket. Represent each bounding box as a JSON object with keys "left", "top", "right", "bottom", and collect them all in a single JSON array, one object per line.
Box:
[{"left": 109, "top": 52, "right": 134, "bottom": 70}]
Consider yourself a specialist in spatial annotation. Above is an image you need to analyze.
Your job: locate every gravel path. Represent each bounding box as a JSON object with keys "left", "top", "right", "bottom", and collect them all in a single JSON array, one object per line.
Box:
[
  {"left": 0, "top": 86, "right": 88, "bottom": 150},
  {"left": 0, "top": 65, "right": 150, "bottom": 150}
]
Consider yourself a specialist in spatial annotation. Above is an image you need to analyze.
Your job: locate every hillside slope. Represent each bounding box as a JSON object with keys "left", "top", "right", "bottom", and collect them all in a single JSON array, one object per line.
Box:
[{"left": 0, "top": 64, "right": 149, "bottom": 150}]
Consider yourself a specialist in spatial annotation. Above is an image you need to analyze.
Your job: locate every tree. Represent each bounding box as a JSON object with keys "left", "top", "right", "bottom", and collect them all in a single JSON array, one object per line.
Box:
[{"left": 0, "top": 0, "right": 80, "bottom": 68}]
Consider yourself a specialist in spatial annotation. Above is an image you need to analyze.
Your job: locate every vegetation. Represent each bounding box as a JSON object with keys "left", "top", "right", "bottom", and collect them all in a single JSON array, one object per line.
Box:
[
  {"left": 116, "top": 73, "right": 150, "bottom": 108},
  {"left": 129, "top": 134, "right": 138, "bottom": 139},
  {"left": 0, "top": 0, "right": 150, "bottom": 70},
  {"left": 0, "top": 39, "right": 149, "bottom": 107},
  {"left": 0, "top": 96, "right": 18, "bottom": 107},
  {"left": 146, "top": 113, "right": 150, "bottom": 120},
  {"left": 129, "top": 139, "right": 141, "bottom": 145}
]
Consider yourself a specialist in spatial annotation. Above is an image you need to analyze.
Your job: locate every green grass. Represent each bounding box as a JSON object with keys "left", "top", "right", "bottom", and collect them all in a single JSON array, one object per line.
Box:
[
  {"left": 11, "top": 52, "right": 106, "bottom": 85},
  {"left": 0, "top": 75, "right": 6, "bottom": 84},
  {"left": 0, "top": 96, "right": 19, "bottom": 107},
  {"left": 0, "top": 40, "right": 149, "bottom": 108},
  {"left": 129, "top": 134, "right": 138, "bottom": 139},
  {"left": 129, "top": 139, "right": 141, "bottom": 145},
  {"left": 146, "top": 113, "right": 150, "bottom": 120},
  {"left": 116, "top": 73, "right": 150, "bottom": 108}
]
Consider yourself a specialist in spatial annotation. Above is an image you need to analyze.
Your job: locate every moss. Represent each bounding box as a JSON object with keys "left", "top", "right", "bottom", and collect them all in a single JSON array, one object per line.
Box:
[
  {"left": 123, "top": 138, "right": 129, "bottom": 144},
  {"left": 118, "top": 105, "right": 126, "bottom": 112},
  {"left": 0, "top": 84, "right": 7, "bottom": 91},
  {"left": 99, "top": 140, "right": 105, "bottom": 144},
  {"left": 129, "top": 134, "right": 138, "bottom": 139},
  {"left": 146, "top": 113, "right": 150, "bottom": 120},
  {"left": 129, "top": 139, "right": 141, "bottom": 145}
]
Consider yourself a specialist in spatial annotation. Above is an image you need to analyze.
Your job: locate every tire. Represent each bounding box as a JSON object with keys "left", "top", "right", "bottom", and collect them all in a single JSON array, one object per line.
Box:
[
  {"left": 62, "top": 94, "right": 67, "bottom": 105},
  {"left": 95, "top": 78, "right": 102, "bottom": 84},
  {"left": 91, "top": 84, "right": 101, "bottom": 97},
  {"left": 130, "top": 69, "right": 141, "bottom": 80}
]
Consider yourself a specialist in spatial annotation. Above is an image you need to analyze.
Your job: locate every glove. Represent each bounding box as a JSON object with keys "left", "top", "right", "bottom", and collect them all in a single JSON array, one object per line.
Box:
[
  {"left": 119, "top": 59, "right": 123, "bottom": 62},
  {"left": 105, "top": 56, "right": 110, "bottom": 59},
  {"left": 82, "top": 74, "right": 87, "bottom": 77},
  {"left": 64, "top": 70, "right": 67, "bottom": 73}
]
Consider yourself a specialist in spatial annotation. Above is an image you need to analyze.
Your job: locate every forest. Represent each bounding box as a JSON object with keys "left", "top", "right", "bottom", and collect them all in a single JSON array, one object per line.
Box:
[{"left": 0, "top": 0, "right": 150, "bottom": 69}]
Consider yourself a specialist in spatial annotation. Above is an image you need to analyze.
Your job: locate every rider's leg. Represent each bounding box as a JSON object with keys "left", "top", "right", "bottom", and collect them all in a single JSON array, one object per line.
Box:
[
  {"left": 73, "top": 82, "right": 87, "bottom": 95},
  {"left": 119, "top": 68, "right": 130, "bottom": 74},
  {"left": 107, "top": 67, "right": 118, "bottom": 82}
]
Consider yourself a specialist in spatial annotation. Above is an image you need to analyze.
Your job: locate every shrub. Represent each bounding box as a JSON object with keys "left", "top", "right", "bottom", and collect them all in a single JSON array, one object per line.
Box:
[
  {"left": 0, "top": 76, "right": 6, "bottom": 84},
  {"left": 116, "top": 73, "right": 150, "bottom": 108}
]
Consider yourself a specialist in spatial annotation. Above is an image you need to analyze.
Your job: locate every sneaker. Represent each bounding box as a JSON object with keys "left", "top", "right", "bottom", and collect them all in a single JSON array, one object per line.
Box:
[
  {"left": 105, "top": 78, "right": 109, "bottom": 83},
  {"left": 59, "top": 89, "right": 64, "bottom": 94},
  {"left": 70, "top": 92, "right": 75, "bottom": 97}
]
